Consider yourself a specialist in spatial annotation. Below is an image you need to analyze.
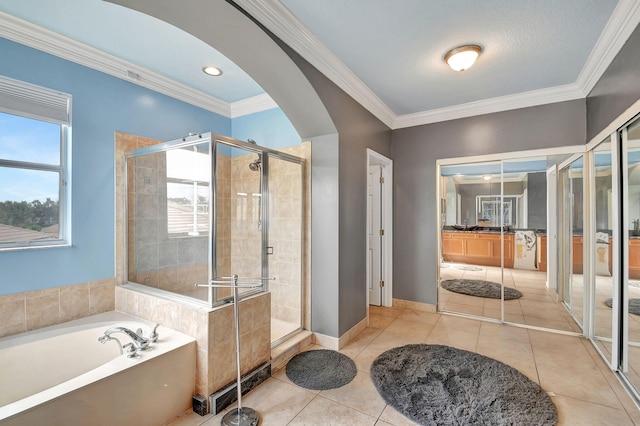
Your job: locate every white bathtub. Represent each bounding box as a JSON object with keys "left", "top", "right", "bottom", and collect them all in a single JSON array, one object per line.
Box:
[{"left": 0, "top": 311, "right": 196, "bottom": 426}]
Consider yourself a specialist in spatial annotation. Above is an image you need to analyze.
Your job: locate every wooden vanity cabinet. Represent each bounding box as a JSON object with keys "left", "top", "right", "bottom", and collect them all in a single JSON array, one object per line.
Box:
[
  {"left": 630, "top": 239, "right": 640, "bottom": 279},
  {"left": 442, "top": 232, "right": 514, "bottom": 268}
]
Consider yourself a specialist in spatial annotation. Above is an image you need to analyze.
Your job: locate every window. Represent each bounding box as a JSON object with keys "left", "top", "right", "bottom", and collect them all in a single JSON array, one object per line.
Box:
[
  {"left": 0, "top": 76, "right": 71, "bottom": 250},
  {"left": 165, "top": 146, "right": 210, "bottom": 236}
]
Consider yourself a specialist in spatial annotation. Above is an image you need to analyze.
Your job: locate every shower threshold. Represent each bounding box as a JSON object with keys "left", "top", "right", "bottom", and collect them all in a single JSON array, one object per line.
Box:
[{"left": 271, "top": 318, "right": 299, "bottom": 344}]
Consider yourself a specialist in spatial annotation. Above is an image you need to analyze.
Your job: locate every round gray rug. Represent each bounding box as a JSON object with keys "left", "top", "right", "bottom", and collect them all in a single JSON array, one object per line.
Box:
[
  {"left": 441, "top": 278, "right": 523, "bottom": 300},
  {"left": 604, "top": 298, "right": 640, "bottom": 315},
  {"left": 286, "top": 349, "right": 356, "bottom": 390},
  {"left": 371, "top": 344, "right": 557, "bottom": 425}
]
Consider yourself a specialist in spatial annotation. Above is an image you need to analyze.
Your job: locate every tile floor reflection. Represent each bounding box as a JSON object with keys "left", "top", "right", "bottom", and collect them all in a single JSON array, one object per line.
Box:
[
  {"left": 439, "top": 263, "right": 582, "bottom": 333},
  {"left": 167, "top": 306, "right": 640, "bottom": 425}
]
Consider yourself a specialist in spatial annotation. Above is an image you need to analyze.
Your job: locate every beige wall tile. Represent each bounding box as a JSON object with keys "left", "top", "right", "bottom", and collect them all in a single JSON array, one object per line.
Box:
[
  {"left": 59, "top": 283, "right": 90, "bottom": 322},
  {"left": 26, "top": 288, "right": 60, "bottom": 330},
  {"left": 0, "top": 297, "right": 26, "bottom": 338},
  {"left": 90, "top": 279, "right": 116, "bottom": 314}
]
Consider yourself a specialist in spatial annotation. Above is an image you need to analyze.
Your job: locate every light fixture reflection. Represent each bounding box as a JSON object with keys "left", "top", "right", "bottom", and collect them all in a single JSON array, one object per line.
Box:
[{"left": 444, "top": 45, "right": 482, "bottom": 72}]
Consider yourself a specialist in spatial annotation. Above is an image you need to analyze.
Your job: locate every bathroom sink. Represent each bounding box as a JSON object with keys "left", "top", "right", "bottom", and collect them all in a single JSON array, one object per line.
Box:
[{"left": 451, "top": 225, "right": 481, "bottom": 231}]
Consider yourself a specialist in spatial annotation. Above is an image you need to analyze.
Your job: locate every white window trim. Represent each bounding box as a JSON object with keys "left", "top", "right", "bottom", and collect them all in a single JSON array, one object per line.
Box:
[{"left": 0, "top": 75, "right": 71, "bottom": 250}]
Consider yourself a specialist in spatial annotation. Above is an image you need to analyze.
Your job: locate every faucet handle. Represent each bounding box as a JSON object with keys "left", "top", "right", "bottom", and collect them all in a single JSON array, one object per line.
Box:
[
  {"left": 123, "top": 343, "right": 139, "bottom": 358},
  {"left": 149, "top": 324, "right": 160, "bottom": 343}
]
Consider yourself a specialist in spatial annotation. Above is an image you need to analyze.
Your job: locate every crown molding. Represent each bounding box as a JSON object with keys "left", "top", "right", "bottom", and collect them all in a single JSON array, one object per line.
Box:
[
  {"left": 233, "top": 0, "right": 397, "bottom": 128},
  {"left": 230, "top": 93, "right": 278, "bottom": 118},
  {"left": 0, "top": 11, "right": 273, "bottom": 119},
  {"left": 393, "top": 83, "right": 583, "bottom": 129},
  {"left": 575, "top": 0, "right": 640, "bottom": 96},
  {"left": 236, "top": 0, "right": 640, "bottom": 130}
]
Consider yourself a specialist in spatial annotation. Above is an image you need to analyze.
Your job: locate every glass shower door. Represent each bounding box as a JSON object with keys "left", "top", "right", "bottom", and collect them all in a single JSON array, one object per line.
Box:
[
  {"left": 267, "top": 153, "right": 304, "bottom": 344},
  {"left": 213, "top": 141, "right": 265, "bottom": 303}
]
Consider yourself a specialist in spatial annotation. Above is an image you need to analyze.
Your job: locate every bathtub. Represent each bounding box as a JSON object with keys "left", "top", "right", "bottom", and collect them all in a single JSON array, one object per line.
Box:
[{"left": 0, "top": 311, "right": 196, "bottom": 426}]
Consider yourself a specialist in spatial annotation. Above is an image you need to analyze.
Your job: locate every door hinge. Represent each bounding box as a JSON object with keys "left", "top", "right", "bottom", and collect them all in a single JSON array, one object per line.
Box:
[
  {"left": 379, "top": 229, "right": 384, "bottom": 236},
  {"left": 379, "top": 280, "right": 385, "bottom": 288},
  {"left": 379, "top": 176, "right": 384, "bottom": 184}
]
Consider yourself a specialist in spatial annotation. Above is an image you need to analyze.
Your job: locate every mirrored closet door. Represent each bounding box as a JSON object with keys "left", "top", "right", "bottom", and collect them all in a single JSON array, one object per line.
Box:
[{"left": 439, "top": 153, "right": 579, "bottom": 334}]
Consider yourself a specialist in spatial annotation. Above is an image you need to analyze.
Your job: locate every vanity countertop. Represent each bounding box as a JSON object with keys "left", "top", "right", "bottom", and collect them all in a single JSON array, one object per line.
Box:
[{"left": 442, "top": 226, "right": 545, "bottom": 235}]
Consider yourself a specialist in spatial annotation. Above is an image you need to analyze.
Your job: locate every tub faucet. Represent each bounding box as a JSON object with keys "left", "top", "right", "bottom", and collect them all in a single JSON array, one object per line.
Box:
[{"left": 101, "top": 327, "right": 151, "bottom": 351}]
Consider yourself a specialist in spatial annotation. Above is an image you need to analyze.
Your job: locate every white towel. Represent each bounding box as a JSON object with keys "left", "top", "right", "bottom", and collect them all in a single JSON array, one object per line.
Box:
[
  {"left": 595, "top": 232, "right": 611, "bottom": 276},
  {"left": 514, "top": 230, "right": 537, "bottom": 270}
]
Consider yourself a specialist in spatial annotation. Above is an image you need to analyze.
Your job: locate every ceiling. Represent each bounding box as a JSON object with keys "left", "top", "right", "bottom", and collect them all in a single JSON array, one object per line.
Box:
[{"left": 0, "top": 0, "right": 639, "bottom": 129}]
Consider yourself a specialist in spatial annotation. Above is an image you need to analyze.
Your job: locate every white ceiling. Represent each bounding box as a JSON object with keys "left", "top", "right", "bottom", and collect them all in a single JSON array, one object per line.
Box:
[{"left": 1, "top": 0, "right": 639, "bottom": 128}]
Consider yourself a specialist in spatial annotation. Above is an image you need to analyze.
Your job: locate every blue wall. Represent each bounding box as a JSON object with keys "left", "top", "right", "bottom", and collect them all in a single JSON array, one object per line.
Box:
[
  {"left": 232, "top": 108, "right": 300, "bottom": 149},
  {"left": 0, "top": 38, "right": 234, "bottom": 295}
]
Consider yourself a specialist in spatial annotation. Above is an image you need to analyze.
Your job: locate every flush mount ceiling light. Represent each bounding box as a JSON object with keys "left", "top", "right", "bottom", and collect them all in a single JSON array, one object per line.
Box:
[
  {"left": 202, "top": 66, "right": 223, "bottom": 76},
  {"left": 444, "top": 45, "right": 482, "bottom": 72}
]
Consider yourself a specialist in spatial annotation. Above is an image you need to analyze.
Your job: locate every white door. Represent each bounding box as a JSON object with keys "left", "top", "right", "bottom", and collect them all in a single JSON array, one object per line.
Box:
[{"left": 368, "top": 165, "right": 383, "bottom": 306}]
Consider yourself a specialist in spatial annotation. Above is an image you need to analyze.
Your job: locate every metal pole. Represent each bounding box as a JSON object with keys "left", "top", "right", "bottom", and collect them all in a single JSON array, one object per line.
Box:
[
  {"left": 221, "top": 274, "right": 259, "bottom": 426},
  {"left": 233, "top": 275, "right": 242, "bottom": 410}
]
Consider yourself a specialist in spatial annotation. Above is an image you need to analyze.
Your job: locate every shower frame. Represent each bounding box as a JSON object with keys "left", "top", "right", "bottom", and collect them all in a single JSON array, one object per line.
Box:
[{"left": 125, "top": 132, "right": 306, "bottom": 321}]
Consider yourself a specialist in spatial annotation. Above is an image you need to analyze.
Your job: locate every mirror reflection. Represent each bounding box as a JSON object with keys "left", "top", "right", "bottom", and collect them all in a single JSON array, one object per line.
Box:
[
  {"left": 624, "top": 119, "right": 640, "bottom": 391},
  {"left": 593, "top": 140, "right": 614, "bottom": 362},
  {"left": 439, "top": 154, "right": 579, "bottom": 333}
]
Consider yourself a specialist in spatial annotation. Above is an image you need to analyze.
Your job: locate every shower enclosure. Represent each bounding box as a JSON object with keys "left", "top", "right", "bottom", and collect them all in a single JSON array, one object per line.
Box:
[{"left": 126, "top": 132, "right": 305, "bottom": 346}]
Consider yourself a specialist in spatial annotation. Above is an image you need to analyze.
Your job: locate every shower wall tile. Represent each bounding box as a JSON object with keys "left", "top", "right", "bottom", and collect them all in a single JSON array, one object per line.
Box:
[{"left": 196, "top": 347, "right": 209, "bottom": 399}]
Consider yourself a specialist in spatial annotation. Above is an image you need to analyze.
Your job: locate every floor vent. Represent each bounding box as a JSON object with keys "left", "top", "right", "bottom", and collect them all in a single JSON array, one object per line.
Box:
[{"left": 208, "top": 362, "right": 271, "bottom": 415}]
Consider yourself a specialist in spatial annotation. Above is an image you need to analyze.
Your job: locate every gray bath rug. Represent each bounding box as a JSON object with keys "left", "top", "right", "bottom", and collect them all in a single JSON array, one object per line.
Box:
[
  {"left": 441, "top": 278, "right": 523, "bottom": 300},
  {"left": 370, "top": 344, "right": 557, "bottom": 426},
  {"left": 286, "top": 349, "right": 356, "bottom": 390},
  {"left": 441, "top": 263, "right": 483, "bottom": 271},
  {"left": 604, "top": 298, "right": 640, "bottom": 315}
]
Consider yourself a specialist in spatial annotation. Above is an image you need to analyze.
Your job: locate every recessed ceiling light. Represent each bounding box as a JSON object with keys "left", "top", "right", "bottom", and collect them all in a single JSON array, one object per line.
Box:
[
  {"left": 444, "top": 45, "right": 482, "bottom": 72},
  {"left": 202, "top": 66, "right": 223, "bottom": 76}
]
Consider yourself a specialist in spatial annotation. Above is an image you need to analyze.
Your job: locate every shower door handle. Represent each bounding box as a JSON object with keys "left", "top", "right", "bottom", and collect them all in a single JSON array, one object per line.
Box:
[{"left": 266, "top": 246, "right": 274, "bottom": 255}]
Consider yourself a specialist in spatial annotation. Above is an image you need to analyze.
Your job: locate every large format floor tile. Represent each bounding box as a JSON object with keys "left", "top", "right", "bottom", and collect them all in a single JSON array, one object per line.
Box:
[{"left": 168, "top": 305, "right": 639, "bottom": 426}]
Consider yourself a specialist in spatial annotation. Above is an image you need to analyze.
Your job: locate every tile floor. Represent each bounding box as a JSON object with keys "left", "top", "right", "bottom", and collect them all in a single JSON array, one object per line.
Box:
[
  {"left": 167, "top": 305, "right": 640, "bottom": 425},
  {"left": 440, "top": 262, "right": 640, "bottom": 398}
]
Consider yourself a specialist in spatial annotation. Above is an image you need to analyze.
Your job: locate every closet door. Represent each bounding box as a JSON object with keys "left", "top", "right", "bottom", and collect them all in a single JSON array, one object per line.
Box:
[
  {"left": 559, "top": 156, "right": 585, "bottom": 330},
  {"left": 591, "top": 136, "right": 618, "bottom": 367},
  {"left": 438, "top": 161, "right": 503, "bottom": 320},
  {"left": 620, "top": 117, "right": 640, "bottom": 393}
]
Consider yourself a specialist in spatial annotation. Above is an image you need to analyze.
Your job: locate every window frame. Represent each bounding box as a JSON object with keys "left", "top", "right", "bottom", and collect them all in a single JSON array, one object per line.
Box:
[{"left": 0, "top": 76, "right": 71, "bottom": 251}]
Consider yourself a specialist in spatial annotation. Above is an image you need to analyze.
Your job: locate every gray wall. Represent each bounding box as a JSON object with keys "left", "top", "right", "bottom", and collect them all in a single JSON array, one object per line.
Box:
[
  {"left": 587, "top": 24, "right": 640, "bottom": 141},
  {"left": 276, "top": 42, "right": 393, "bottom": 336},
  {"left": 527, "top": 172, "right": 547, "bottom": 230},
  {"left": 392, "top": 100, "right": 586, "bottom": 304}
]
